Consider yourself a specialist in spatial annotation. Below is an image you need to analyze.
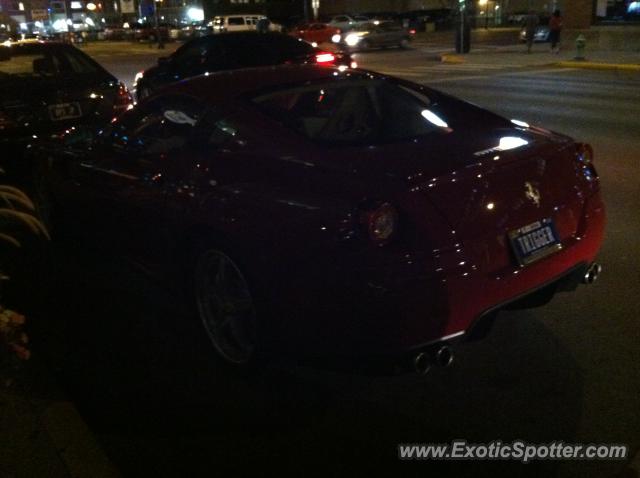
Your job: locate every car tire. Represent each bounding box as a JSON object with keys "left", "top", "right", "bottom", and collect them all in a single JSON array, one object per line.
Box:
[
  {"left": 399, "top": 38, "right": 410, "bottom": 49},
  {"left": 193, "top": 247, "right": 261, "bottom": 368}
]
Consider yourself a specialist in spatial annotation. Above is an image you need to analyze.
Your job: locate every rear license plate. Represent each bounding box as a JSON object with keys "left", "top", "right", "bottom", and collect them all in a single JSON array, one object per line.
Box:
[
  {"left": 509, "top": 218, "right": 562, "bottom": 266},
  {"left": 48, "top": 102, "right": 82, "bottom": 121}
]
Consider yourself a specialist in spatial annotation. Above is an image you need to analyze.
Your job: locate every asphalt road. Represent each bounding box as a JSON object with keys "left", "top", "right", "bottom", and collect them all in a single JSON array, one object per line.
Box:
[{"left": 33, "top": 41, "right": 640, "bottom": 478}]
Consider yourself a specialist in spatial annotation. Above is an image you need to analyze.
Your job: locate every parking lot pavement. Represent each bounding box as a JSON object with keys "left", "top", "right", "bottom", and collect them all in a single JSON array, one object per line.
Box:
[
  {"left": 1, "top": 35, "right": 638, "bottom": 478},
  {"left": 80, "top": 41, "right": 181, "bottom": 57}
]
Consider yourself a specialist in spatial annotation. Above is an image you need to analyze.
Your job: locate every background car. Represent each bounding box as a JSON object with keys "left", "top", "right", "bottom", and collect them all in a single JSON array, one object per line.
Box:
[
  {"left": 327, "top": 14, "right": 370, "bottom": 31},
  {"left": 41, "top": 65, "right": 605, "bottom": 370},
  {"left": 134, "top": 32, "right": 354, "bottom": 100},
  {"left": 103, "top": 23, "right": 129, "bottom": 41},
  {"left": 333, "top": 21, "right": 414, "bottom": 50},
  {"left": 519, "top": 17, "right": 551, "bottom": 42},
  {"left": 0, "top": 41, "right": 132, "bottom": 187},
  {"left": 360, "top": 11, "right": 399, "bottom": 23},
  {"left": 209, "top": 15, "right": 282, "bottom": 33},
  {"left": 133, "top": 22, "right": 171, "bottom": 42},
  {"left": 289, "top": 23, "right": 340, "bottom": 45},
  {"left": 178, "top": 21, "right": 210, "bottom": 40}
]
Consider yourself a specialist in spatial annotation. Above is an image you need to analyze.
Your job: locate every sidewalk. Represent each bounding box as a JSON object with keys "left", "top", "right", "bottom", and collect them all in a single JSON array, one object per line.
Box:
[
  {"left": 437, "top": 44, "right": 640, "bottom": 70},
  {"left": 409, "top": 29, "right": 640, "bottom": 71},
  {"left": 0, "top": 356, "right": 120, "bottom": 478}
]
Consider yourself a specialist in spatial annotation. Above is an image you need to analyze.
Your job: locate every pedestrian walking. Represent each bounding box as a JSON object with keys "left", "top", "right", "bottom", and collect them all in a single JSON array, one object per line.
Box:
[
  {"left": 256, "top": 17, "right": 271, "bottom": 34},
  {"left": 549, "top": 10, "right": 563, "bottom": 54},
  {"left": 524, "top": 10, "right": 539, "bottom": 53}
]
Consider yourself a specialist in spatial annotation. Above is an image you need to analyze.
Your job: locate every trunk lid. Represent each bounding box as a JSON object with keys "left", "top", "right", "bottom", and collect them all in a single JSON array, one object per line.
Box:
[{"left": 335, "top": 125, "right": 586, "bottom": 257}]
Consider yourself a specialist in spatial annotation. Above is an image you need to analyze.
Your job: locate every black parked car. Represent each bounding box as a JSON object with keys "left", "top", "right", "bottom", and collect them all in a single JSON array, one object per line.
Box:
[
  {"left": 133, "top": 31, "right": 354, "bottom": 101},
  {"left": 0, "top": 41, "right": 132, "bottom": 187}
]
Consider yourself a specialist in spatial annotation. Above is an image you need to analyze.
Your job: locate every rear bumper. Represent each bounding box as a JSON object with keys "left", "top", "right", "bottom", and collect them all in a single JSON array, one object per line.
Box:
[{"left": 280, "top": 190, "right": 605, "bottom": 358}]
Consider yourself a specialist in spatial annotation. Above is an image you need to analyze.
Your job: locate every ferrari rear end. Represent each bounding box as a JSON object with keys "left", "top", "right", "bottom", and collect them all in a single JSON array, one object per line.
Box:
[
  {"left": 300, "top": 125, "right": 605, "bottom": 371},
  {"left": 241, "top": 68, "right": 605, "bottom": 372}
]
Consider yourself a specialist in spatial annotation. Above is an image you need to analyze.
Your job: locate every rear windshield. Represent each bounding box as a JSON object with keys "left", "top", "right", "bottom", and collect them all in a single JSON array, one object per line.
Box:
[
  {"left": 216, "top": 35, "right": 315, "bottom": 66},
  {"left": 252, "top": 79, "right": 448, "bottom": 146},
  {"left": 0, "top": 45, "right": 100, "bottom": 81}
]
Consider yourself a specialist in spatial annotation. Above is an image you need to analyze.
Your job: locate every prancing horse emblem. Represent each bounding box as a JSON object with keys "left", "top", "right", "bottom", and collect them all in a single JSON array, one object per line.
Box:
[{"left": 524, "top": 182, "right": 541, "bottom": 207}]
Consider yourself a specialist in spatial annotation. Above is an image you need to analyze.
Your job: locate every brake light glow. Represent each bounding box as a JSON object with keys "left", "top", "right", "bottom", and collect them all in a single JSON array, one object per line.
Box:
[
  {"left": 409, "top": 29, "right": 416, "bottom": 34},
  {"left": 113, "top": 82, "right": 133, "bottom": 115},
  {"left": 315, "top": 52, "right": 335, "bottom": 64}
]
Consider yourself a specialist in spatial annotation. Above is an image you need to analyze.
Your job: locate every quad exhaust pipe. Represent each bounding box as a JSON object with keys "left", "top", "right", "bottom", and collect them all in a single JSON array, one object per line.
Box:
[
  {"left": 413, "top": 352, "right": 432, "bottom": 375},
  {"left": 583, "top": 262, "right": 602, "bottom": 285},
  {"left": 413, "top": 344, "right": 454, "bottom": 375}
]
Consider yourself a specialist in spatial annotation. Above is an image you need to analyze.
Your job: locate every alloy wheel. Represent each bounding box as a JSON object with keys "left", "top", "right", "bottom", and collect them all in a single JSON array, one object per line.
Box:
[{"left": 194, "top": 249, "right": 257, "bottom": 365}]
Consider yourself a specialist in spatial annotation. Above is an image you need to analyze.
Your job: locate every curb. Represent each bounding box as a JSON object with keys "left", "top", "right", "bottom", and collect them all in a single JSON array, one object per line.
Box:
[
  {"left": 440, "top": 54, "right": 465, "bottom": 63},
  {"left": 553, "top": 61, "right": 640, "bottom": 71},
  {"left": 40, "top": 401, "right": 121, "bottom": 478}
]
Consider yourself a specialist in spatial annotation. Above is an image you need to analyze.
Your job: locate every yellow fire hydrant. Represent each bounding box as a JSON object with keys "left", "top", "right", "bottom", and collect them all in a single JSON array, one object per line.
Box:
[{"left": 575, "top": 34, "right": 587, "bottom": 60}]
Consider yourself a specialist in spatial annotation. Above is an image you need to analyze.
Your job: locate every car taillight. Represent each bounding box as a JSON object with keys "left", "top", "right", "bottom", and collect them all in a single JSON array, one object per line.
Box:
[
  {"left": 113, "top": 82, "right": 133, "bottom": 115},
  {"left": 315, "top": 52, "right": 335, "bottom": 64},
  {"left": 409, "top": 29, "right": 416, "bottom": 35},
  {"left": 361, "top": 203, "right": 398, "bottom": 245}
]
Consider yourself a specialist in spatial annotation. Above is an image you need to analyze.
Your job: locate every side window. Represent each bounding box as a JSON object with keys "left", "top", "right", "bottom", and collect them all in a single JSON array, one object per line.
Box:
[
  {"left": 172, "top": 39, "right": 207, "bottom": 69},
  {"left": 203, "top": 41, "right": 231, "bottom": 70},
  {"left": 194, "top": 110, "right": 241, "bottom": 147},
  {"left": 109, "top": 95, "right": 204, "bottom": 157},
  {"left": 252, "top": 81, "right": 441, "bottom": 145},
  {"left": 59, "top": 48, "right": 99, "bottom": 74},
  {"left": 228, "top": 17, "right": 245, "bottom": 26},
  {"left": 255, "top": 84, "right": 380, "bottom": 143}
]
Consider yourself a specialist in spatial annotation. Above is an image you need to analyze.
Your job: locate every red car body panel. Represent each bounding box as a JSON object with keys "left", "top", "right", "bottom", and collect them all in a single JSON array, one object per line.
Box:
[
  {"left": 289, "top": 23, "right": 341, "bottom": 44},
  {"left": 46, "top": 65, "right": 606, "bottom": 359}
]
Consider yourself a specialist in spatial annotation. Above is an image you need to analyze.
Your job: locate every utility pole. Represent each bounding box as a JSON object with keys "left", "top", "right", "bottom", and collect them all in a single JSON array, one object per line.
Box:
[
  {"left": 456, "top": 0, "right": 470, "bottom": 53},
  {"left": 154, "top": 0, "right": 164, "bottom": 49}
]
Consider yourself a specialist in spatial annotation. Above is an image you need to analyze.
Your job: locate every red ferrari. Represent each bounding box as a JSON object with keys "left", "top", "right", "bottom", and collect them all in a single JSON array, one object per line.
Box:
[{"left": 41, "top": 65, "right": 605, "bottom": 372}]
